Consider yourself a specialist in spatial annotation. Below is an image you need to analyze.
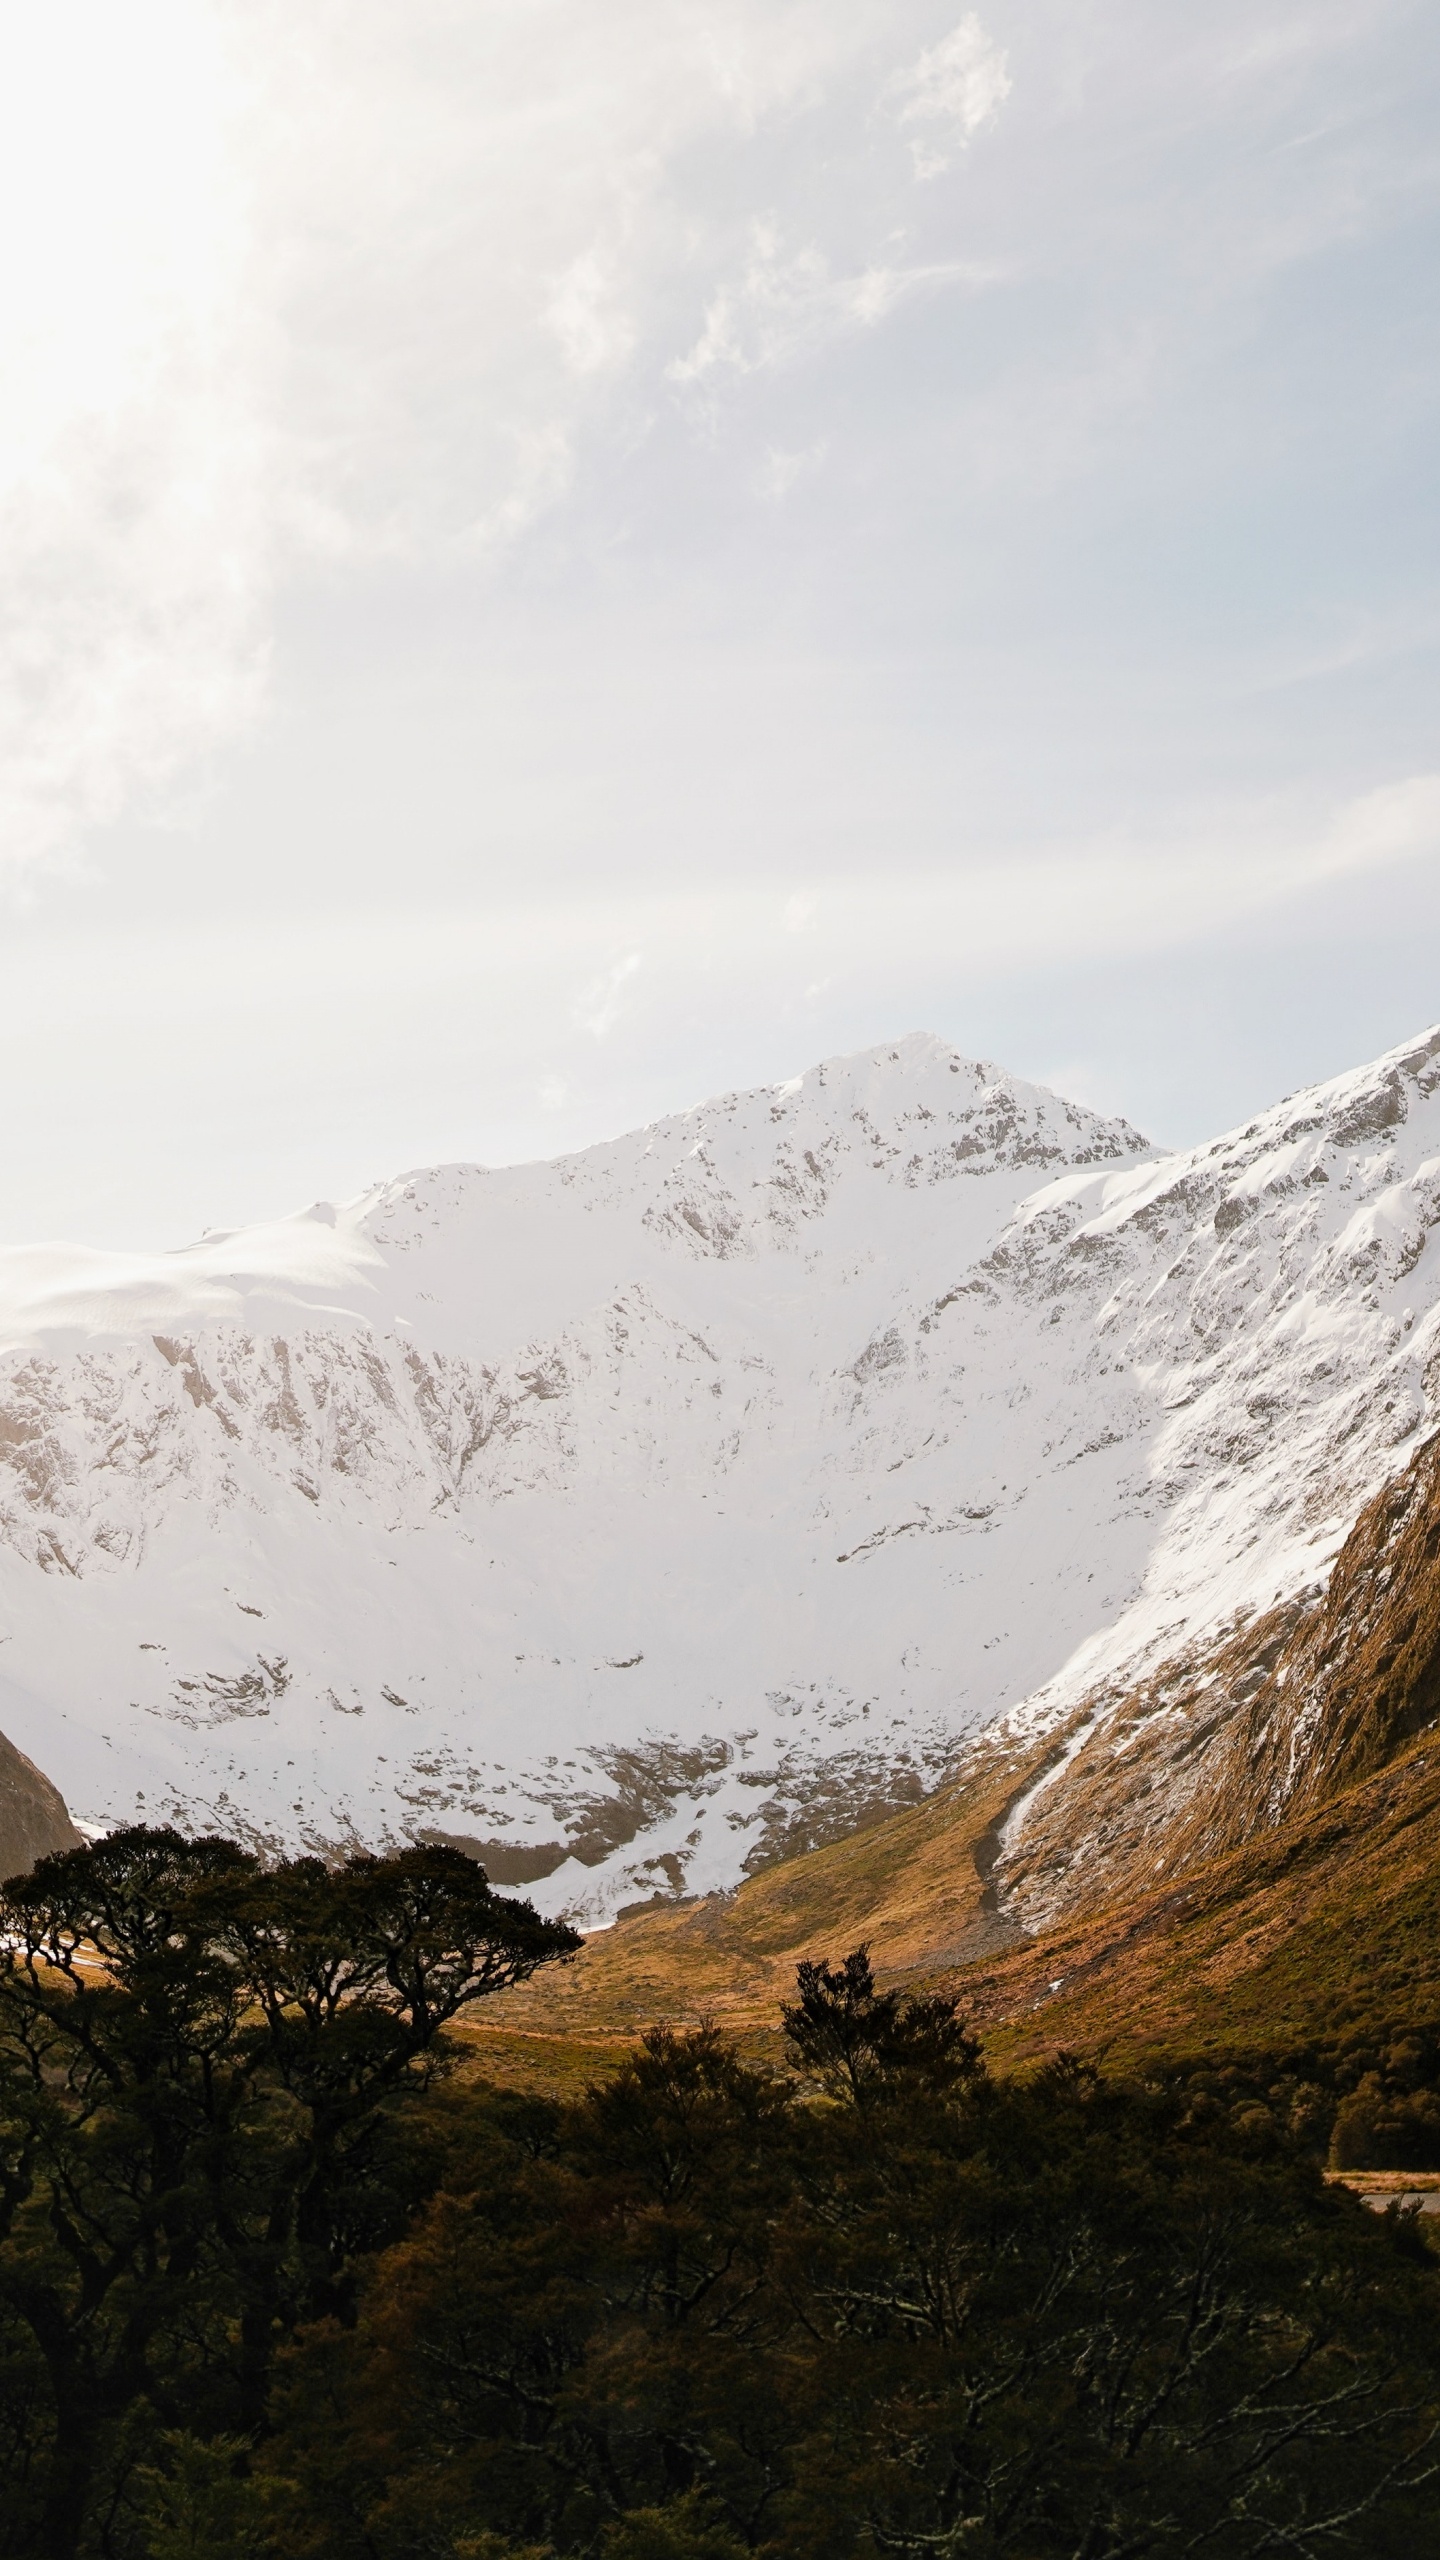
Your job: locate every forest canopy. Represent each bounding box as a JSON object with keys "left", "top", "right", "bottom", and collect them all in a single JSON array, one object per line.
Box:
[{"left": 0, "top": 1832, "right": 1437, "bottom": 2558}]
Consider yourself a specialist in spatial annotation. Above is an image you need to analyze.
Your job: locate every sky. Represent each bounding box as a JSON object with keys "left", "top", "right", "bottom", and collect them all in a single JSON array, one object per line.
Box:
[{"left": 0, "top": 0, "right": 1437, "bottom": 1248}]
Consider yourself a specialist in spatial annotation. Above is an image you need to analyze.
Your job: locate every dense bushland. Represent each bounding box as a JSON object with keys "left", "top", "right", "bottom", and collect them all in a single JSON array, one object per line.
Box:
[
  {"left": 1160, "top": 2024, "right": 1440, "bottom": 2172},
  {"left": 1, "top": 1842, "right": 1438, "bottom": 2557},
  {"left": 0, "top": 1827, "right": 579, "bottom": 2558}
]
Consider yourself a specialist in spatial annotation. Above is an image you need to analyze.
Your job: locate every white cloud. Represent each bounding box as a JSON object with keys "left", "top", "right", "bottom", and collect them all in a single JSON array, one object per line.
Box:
[
  {"left": 756, "top": 443, "right": 827, "bottom": 499},
  {"left": 668, "top": 217, "right": 972, "bottom": 389},
  {"left": 667, "top": 222, "right": 825, "bottom": 383},
  {"left": 0, "top": 0, "right": 909, "bottom": 874},
  {"left": 888, "top": 16, "right": 1011, "bottom": 180},
  {"left": 575, "top": 952, "right": 642, "bottom": 1039},
  {"left": 1317, "top": 775, "right": 1440, "bottom": 877},
  {"left": 0, "top": 2, "right": 273, "bottom": 871},
  {"left": 547, "top": 250, "right": 637, "bottom": 378},
  {"left": 465, "top": 422, "right": 576, "bottom": 553}
]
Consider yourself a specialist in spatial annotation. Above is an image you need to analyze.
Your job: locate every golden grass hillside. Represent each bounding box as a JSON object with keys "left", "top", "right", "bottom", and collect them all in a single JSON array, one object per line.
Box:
[
  {"left": 465, "top": 1437, "right": 1440, "bottom": 2090},
  {"left": 464, "top": 1727, "right": 1440, "bottom": 2090}
]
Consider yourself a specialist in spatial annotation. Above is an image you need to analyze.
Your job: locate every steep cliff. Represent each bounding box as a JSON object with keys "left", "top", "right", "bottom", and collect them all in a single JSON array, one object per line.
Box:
[
  {"left": 0, "top": 1726, "right": 80, "bottom": 1879},
  {"left": 991, "top": 1421, "right": 1440, "bottom": 1933}
]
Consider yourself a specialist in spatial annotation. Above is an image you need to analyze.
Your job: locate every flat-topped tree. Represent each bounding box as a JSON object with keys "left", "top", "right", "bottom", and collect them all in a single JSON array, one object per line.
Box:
[{"left": 0, "top": 1825, "right": 579, "bottom": 2560}]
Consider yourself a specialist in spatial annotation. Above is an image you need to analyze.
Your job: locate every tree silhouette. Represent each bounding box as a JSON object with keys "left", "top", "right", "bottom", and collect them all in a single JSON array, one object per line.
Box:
[{"left": 0, "top": 1826, "right": 578, "bottom": 2557}]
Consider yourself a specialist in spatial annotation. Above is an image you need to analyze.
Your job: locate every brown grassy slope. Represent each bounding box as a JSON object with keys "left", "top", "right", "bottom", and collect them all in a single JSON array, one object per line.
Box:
[
  {"left": 466, "top": 1729, "right": 1058, "bottom": 2076},
  {"left": 943, "top": 1733, "right": 1440, "bottom": 2070},
  {"left": 466, "top": 1433, "right": 1440, "bottom": 2089},
  {"left": 0, "top": 1728, "right": 81, "bottom": 1879},
  {"left": 968, "top": 1429, "right": 1440, "bottom": 1932},
  {"left": 463, "top": 1727, "right": 1440, "bottom": 2087}
]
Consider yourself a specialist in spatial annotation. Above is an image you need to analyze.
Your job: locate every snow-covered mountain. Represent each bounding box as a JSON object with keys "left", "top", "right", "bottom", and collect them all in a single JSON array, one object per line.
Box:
[{"left": 2, "top": 1025, "right": 1438, "bottom": 1925}]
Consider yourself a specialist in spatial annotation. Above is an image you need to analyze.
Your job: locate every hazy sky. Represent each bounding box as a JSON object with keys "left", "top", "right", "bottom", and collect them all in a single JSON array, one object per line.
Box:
[{"left": 1, "top": 0, "right": 1438, "bottom": 1247}]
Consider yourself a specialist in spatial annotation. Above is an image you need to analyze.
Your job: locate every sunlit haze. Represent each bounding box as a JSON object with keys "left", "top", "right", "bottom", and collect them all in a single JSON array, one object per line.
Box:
[{"left": 1, "top": 0, "right": 1437, "bottom": 1247}]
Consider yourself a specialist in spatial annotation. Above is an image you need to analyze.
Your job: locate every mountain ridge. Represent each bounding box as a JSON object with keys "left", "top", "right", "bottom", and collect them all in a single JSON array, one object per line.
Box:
[
  {"left": 2, "top": 1023, "right": 1439, "bottom": 1928},
  {"left": 474, "top": 1417, "right": 1440, "bottom": 2084}
]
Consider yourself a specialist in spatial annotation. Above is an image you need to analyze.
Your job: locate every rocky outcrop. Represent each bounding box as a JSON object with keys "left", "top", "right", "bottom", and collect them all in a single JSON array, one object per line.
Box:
[
  {"left": 0, "top": 1727, "right": 81, "bottom": 1880},
  {"left": 2, "top": 1023, "right": 1440, "bottom": 1927},
  {"left": 488, "top": 1428, "right": 1440, "bottom": 2051},
  {"left": 993, "top": 1424, "right": 1440, "bottom": 1932},
  {"left": 1244, "top": 1428, "right": 1440, "bottom": 1813}
]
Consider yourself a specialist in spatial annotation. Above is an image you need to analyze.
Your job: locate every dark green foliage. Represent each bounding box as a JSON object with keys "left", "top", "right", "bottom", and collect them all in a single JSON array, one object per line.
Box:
[
  {"left": 133, "top": 2434, "right": 286, "bottom": 2559},
  {"left": 601, "top": 2495, "right": 749, "bottom": 2558},
  {"left": 0, "top": 1825, "right": 579, "bottom": 2558},
  {"left": 2, "top": 1854, "right": 1437, "bottom": 2557},
  {"left": 256, "top": 1991, "right": 1440, "bottom": 2559},
  {"left": 1157, "top": 2018, "right": 1440, "bottom": 2168},
  {"left": 780, "top": 1943, "right": 983, "bottom": 2102}
]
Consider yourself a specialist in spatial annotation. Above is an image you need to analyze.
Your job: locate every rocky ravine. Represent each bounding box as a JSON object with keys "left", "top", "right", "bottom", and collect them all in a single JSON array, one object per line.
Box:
[{"left": 0, "top": 1025, "right": 1438, "bottom": 1921}]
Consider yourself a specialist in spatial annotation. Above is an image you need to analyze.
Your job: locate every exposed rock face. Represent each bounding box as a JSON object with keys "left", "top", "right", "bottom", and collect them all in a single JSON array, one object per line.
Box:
[
  {"left": 993, "top": 1422, "right": 1440, "bottom": 1932},
  {"left": 512, "top": 1420, "right": 1440, "bottom": 2045},
  {"left": 0, "top": 1727, "right": 81, "bottom": 1880},
  {"left": 1247, "top": 1430, "right": 1440, "bottom": 1813},
  {"left": 0, "top": 1037, "right": 1158, "bottom": 1919},
  {"left": 2, "top": 1022, "right": 1440, "bottom": 1926}
]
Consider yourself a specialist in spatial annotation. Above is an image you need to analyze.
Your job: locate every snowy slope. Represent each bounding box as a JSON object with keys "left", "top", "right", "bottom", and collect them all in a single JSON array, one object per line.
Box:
[{"left": 1, "top": 1025, "right": 1437, "bottom": 1925}]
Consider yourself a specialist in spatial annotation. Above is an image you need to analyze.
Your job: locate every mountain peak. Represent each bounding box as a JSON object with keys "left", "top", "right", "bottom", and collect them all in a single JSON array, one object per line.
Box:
[{"left": 0, "top": 1027, "right": 1434, "bottom": 1929}]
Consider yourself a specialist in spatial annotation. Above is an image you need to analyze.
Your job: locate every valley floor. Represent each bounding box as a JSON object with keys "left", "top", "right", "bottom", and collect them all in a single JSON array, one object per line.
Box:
[{"left": 465, "top": 1720, "right": 1440, "bottom": 2144}]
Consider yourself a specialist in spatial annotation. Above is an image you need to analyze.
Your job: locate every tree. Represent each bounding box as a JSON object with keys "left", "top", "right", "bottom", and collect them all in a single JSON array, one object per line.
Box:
[
  {"left": 780, "top": 2040, "right": 1440, "bottom": 2558},
  {"left": 780, "top": 1945, "right": 983, "bottom": 2104},
  {"left": 265, "top": 1957, "right": 1440, "bottom": 2560},
  {"left": 0, "top": 1827, "right": 578, "bottom": 2558},
  {"left": 261, "top": 2024, "right": 798, "bottom": 2556}
]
